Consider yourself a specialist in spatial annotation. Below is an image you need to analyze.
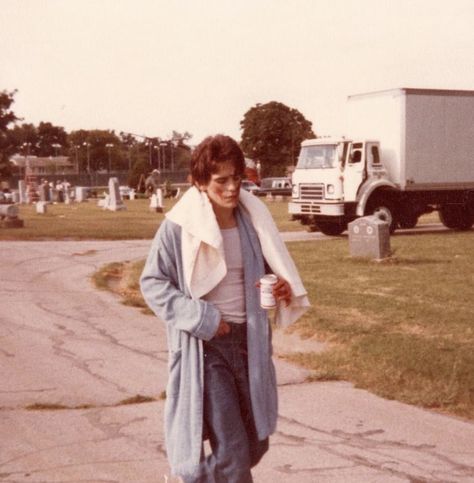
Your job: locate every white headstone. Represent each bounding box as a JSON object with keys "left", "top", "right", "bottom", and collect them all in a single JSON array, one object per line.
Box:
[
  {"left": 36, "top": 201, "right": 48, "bottom": 214},
  {"left": 106, "top": 177, "right": 126, "bottom": 211},
  {"left": 75, "top": 187, "right": 88, "bottom": 202},
  {"left": 129, "top": 189, "right": 136, "bottom": 200},
  {"left": 156, "top": 188, "right": 163, "bottom": 208},
  {"left": 348, "top": 216, "right": 391, "bottom": 260},
  {"left": 0, "top": 204, "right": 19, "bottom": 217},
  {"left": 149, "top": 191, "right": 163, "bottom": 213},
  {"left": 18, "top": 180, "right": 27, "bottom": 204}
]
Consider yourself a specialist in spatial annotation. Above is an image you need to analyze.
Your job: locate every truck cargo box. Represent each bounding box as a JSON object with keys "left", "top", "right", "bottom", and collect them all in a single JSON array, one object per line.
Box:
[{"left": 346, "top": 88, "right": 474, "bottom": 191}]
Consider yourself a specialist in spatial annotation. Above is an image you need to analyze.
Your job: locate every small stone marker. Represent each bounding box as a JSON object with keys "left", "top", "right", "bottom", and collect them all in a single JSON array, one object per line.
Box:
[
  {"left": 129, "top": 189, "right": 136, "bottom": 200},
  {"left": 98, "top": 195, "right": 109, "bottom": 208},
  {"left": 106, "top": 177, "right": 126, "bottom": 211},
  {"left": 75, "top": 187, "right": 88, "bottom": 202},
  {"left": 0, "top": 204, "right": 19, "bottom": 218},
  {"left": 36, "top": 201, "right": 48, "bottom": 214},
  {"left": 0, "top": 204, "right": 23, "bottom": 228},
  {"left": 348, "top": 215, "right": 391, "bottom": 260}
]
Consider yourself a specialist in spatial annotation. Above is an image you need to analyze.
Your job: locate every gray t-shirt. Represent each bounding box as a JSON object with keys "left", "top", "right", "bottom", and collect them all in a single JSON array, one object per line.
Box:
[{"left": 203, "top": 227, "right": 246, "bottom": 323}]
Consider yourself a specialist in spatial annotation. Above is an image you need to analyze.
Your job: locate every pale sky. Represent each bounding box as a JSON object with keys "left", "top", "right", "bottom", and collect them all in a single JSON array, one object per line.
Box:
[{"left": 1, "top": 0, "right": 473, "bottom": 144}]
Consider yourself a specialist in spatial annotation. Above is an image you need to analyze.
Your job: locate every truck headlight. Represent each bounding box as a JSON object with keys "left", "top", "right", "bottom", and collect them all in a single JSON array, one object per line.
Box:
[
  {"left": 292, "top": 184, "right": 299, "bottom": 198},
  {"left": 327, "top": 184, "right": 335, "bottom": 194}
]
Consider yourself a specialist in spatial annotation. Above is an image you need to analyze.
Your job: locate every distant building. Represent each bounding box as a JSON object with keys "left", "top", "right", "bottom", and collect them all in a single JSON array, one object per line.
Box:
[{"left": 10, "top": 155, "right": 78, "bottom": 176}]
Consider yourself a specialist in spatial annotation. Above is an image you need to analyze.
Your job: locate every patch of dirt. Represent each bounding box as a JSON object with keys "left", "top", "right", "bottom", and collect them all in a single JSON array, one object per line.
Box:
[{"left": 272, "top": 327, "right": 328, "bottom": 356}]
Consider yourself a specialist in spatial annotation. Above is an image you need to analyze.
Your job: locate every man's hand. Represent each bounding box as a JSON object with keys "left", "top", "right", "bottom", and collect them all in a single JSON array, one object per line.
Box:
[
  {"left": 214, "top": 320, "right": 231, "bottom": 338},
  {"left": 273, "top": 278, "right": 292, "bottom": 306}
]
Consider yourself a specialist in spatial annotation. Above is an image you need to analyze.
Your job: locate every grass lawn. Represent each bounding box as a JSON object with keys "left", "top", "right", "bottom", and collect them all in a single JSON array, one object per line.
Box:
[
  {"left": 0, "top": 196, "right": 300, "bottom": 240},
  {"left": 286, "top": 231, "right": 474, "bottom": 419}
]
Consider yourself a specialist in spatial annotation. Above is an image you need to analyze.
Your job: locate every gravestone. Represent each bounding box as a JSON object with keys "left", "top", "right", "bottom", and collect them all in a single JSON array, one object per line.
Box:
[
  {"left": 0, "top": 204, "right": 23, "bottom": 228},
  {"left": 18, "top": 180, "right": 27, "bottom": 204},
  {"left": 348, "top": 216, "right": 391, "bottom": 259},
  {"left": 98, "top": 195, "right": 110, "bottom": 209},
  {"left": 106, "top": 177, "right": 126, "bottom": 211},
  {"left": 149, "top": 188, "right": 163, "bottom": 213},
  {"left": 75, "top": 187, "right": 88, "bottom": 202},
  {"left": 36, "top": 201, "right": 48, "bottom": 214},
  {"left": 129, "top": 189, "right": 136, "bottom": 200}
]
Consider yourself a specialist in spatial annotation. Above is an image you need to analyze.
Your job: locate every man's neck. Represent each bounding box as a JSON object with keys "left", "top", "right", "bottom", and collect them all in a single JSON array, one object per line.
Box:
[{"left": 214, "top": 207, "right": 237, "bottom": 229}]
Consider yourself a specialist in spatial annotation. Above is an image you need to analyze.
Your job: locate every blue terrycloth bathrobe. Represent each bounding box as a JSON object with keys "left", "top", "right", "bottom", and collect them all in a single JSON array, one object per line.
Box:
[{"left": 140, "top": 207, "right": 278, "bottom": 479}]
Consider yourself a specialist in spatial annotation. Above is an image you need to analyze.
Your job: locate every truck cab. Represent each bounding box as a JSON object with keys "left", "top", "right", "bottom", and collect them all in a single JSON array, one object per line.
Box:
[{"left": 289, "top": 138, "right": 389, "bottom": 235}]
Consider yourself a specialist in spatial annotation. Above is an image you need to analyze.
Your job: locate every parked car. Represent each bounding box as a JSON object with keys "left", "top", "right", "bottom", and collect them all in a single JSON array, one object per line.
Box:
[
  {"left": 241, "top": 180, "right": 262, "bottom": 195},
  {"left": 258, "top": 177, "right": 292, "bottom": 196}
]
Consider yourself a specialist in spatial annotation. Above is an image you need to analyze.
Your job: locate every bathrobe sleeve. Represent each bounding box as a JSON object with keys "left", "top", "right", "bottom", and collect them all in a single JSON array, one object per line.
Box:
[{"left": 140, "top": 219, "right": 221, "bottom": 341}]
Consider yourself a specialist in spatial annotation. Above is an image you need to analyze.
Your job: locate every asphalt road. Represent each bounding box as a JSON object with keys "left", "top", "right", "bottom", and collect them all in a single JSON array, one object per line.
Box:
[{"left": 1, "top": 235, "right": 474, "bottom": 482}]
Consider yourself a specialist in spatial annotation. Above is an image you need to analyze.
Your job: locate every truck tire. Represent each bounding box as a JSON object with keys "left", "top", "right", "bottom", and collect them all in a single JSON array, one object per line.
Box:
[
  {"left": 439, "top": 205, "right": 474, "bottom": 231},
  {"left": 365, "top": 198, "right": 397, "bottom": 234},
  {"left": 317, "top": 221, "right": 346, "bottom": 236}
]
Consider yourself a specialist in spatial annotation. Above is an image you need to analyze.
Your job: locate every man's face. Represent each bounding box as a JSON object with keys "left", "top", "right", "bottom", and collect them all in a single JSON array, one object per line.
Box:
[{"left": 200, "top": 160, "right": 242, "bottom": 212}]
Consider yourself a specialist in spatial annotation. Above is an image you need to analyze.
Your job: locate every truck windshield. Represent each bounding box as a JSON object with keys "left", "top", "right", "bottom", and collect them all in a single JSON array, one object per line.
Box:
[{"left": 297, "top": 145, "right": 337, "bottom": 169}]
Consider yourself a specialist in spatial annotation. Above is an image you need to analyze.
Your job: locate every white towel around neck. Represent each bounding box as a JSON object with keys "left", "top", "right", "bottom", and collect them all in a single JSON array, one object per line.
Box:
[{"left": 166, "top": 186, "right": 310, "bottom": 326}]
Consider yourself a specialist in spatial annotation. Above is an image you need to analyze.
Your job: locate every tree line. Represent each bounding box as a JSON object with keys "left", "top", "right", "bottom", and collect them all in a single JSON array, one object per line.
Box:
[{"left": 1, "top": 89, "right": 316, "bottom": 183}]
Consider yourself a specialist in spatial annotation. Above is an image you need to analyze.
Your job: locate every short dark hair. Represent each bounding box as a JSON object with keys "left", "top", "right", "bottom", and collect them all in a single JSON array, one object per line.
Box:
[{"left": 191, "top": 135, "right": 245, "bottom": 186}]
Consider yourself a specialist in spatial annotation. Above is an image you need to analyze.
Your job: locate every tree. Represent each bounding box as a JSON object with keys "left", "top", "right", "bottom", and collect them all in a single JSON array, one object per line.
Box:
[
  {"left": 36, "top": 122, "right": 68, "bottom": 156},
  {"left": 9, "top": 123, "right": 39, "bottom": 154},
  {"left": 240, "top": 101, "right": 316, "bottom": 176},
  {"left": 0, "top": 90, "right": 20, "bottom": 179}
]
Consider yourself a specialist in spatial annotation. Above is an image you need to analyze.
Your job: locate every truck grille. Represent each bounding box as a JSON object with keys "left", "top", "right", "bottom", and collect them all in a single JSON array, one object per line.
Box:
[
  {"left": 300, "top": 184, "right": 324, "bottom": 200},
  {"left": 301, "top": 204, "right": 321, "bottom": 214}
]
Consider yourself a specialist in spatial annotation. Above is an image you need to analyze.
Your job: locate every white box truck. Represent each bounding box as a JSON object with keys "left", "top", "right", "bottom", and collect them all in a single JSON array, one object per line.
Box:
[{"left": 289, "top": 88, "right": 474, "bottom": 235}]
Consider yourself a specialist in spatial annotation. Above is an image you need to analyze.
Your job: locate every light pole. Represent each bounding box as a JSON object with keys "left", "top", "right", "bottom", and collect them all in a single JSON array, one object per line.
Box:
[
  {"left": 52, "top": 143, "right": 61, "bottom": 157},
  {"left": 145, "top": 140, "right": 153, "bottom": 168},
  {"left": 106, "top": 143, "right": 114, "bottom": 174},
  {"left": 83, "top": 142, "right": 91, "bottom": 185},
  {"left": 127, "top": 144, "right": 132, "bottom": 172},
  {"left": 22, "top": 142, "right": 32, "bottom": 181},
  {"left": 160, "top": 142, "right": 167, "bottom": 171},
  {"left": 73, "top": 145, "right": 80, "bottom": 174},
  {"left": 154, "top": 145, "right": 160, "bottom": 170}
]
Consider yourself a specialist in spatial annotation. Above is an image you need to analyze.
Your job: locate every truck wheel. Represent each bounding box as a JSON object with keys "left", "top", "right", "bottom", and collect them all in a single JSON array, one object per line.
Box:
[
  {"left": 439, "top": 205, "right": 474, "bottom": 231},
  {"left": 365, "top": 199, "right": 397, "bottom": 234},
  {"left": 317, "top": 221, "right": 346, "bottom": 236}
]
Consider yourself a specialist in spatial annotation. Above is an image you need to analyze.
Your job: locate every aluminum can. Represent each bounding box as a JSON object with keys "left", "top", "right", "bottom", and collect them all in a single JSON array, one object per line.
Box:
[{"left": 260, "top": 274, "right": 278, "bottom": 309}]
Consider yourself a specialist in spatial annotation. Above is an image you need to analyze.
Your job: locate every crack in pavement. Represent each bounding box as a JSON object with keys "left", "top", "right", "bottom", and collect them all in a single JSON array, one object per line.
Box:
[
  {"left": 275, "top": 414, "right": 474, "bottom": 481},
  {"left": 0, "top": 456, "right": 158, "bottom": 482}
]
